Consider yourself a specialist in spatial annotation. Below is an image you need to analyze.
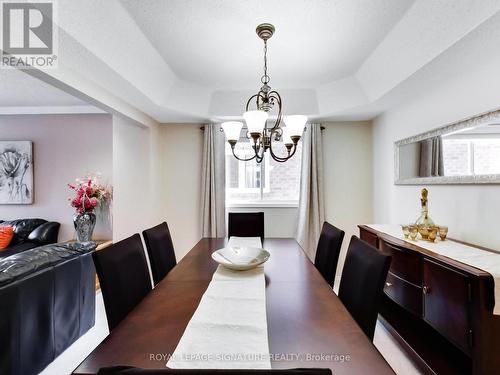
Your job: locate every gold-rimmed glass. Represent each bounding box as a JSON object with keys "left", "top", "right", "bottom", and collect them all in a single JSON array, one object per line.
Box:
[
  {"left": 438, "top": 226, "right": 448, "bottom": 241},
  {"left": 428, "top": 226, "right": 438, "bottom": 242},
  {"left": 401, "top": 225, "right": 410, "bottom": 239},
  {"left": 409, "top": 225, "right": 418, "bottom": 241}
]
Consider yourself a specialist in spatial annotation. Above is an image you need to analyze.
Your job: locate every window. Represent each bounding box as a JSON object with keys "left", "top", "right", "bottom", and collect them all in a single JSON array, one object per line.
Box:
[
  {"left": 225, "top": 138, "right": 302, "bottom": 206},
  {"left": 443, "top": 136, "right": 500, "bottom": 176}
]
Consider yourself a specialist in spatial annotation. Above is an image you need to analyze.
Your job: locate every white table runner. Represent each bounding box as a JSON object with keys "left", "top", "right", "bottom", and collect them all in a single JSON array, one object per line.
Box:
[
  {"left": 167, "top": 237, "right": 271, "bottom": 369},
  {"left": 367, "top": 224, "right": 500, "bottom": 315}
]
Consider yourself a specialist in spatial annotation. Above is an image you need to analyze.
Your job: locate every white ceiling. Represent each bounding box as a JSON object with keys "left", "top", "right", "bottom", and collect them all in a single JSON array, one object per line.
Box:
[
  {"left": 3, "top": 0, "right": 500, "bottom": 124},
  {"left": 120, "top": 0, "right": 413, "bottom": 90},
  {"left": 0, "top": 69, "right": 83, "bottom": 106},
  {"left": 0, "top": 66, "right": 103, "bottom": 114}
]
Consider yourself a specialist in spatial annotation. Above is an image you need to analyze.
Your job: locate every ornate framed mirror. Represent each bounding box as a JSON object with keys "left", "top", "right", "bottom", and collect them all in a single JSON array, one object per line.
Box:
[{"left": 395, "top": 109, "right": 500, "bottom": 185}]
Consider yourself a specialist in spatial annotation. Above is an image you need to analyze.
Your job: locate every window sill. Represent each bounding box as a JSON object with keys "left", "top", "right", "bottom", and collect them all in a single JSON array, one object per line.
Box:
[{"left": 226, "top": 201, "right": 299, "bottom": 208}]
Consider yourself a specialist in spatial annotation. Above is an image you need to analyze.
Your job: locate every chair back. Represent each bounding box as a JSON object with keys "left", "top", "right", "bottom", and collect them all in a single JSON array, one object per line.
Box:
[
  {"left": 142, "top": 222, "right": 177, "bottom": 285},
  {"left": 228, "top": 212, "right": 264, "bottom": 243},
  {"left": 97, "top": 366, "right": 332, "bottom": 374},
  {"left": 92, "top": 234, "right": 152, "bottom": 330},
  {"left": 314, "top": 221, "right": 345, "bottom": 287},
  {"left": 338, "top": 236, "right": 391, "bottom": 340}
]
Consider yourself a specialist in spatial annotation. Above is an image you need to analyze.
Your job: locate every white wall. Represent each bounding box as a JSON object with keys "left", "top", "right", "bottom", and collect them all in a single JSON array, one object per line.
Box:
[
  {"left": 323, "top": 121, "right": 374, "bottom": 274},
  {"left": 112, "top": 116, "right": 163, "bottom": 242},
  {"left": 0, "top": 114, "right": 113, "bottom": 241},
  {"left": 161, "top": 124, "right": 203, "bottom": 259},
  {"left": 373, "top": 56, "right": 500, "bottom": 250}
]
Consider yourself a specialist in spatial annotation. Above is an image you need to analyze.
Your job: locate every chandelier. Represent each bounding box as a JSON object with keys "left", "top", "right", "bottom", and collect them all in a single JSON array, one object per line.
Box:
[{"left": 220, "top": 23, "right": 307, "bottom": 163}]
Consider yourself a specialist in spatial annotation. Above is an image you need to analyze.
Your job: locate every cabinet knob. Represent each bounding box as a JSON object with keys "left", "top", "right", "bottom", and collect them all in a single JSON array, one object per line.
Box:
[{"left": 423, "top": 286, "right": 431, "bottom": 294}]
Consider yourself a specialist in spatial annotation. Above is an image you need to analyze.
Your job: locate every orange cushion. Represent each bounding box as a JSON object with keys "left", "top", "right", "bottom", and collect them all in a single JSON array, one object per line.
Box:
[{"left": 0, "top": 226, "right": 14, "bottom": 250}]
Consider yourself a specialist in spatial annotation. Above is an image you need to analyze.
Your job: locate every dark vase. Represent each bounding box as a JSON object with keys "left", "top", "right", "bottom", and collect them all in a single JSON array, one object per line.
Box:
[{"left": 73, "top": 212, "right": 96, "bottom": 242}]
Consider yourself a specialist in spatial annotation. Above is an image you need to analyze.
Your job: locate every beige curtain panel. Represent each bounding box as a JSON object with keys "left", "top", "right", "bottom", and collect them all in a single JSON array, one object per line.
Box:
[
  {"left": 200, "top": 123, "right": 226, "bottom": 238},
  {"left": 419, "top": 136, "right": 444, "bottom": 177},
  {"left": 296, "top": 123, "right": 325, "bottom": 261}
]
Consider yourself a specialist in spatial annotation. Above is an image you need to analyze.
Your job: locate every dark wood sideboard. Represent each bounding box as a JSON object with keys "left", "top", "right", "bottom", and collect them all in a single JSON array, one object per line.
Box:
[{"left": 359, "top": 225, "right": 500, "bottom": 375}]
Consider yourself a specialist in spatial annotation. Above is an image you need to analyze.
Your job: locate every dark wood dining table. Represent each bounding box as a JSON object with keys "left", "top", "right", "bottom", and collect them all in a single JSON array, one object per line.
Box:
[{"left": 73, "top": 238, "right": 394, "bottom": 374}]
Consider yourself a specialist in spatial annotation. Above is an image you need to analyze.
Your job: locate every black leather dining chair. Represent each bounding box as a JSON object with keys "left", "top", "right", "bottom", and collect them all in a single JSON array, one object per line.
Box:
[
  {"left": 97, "top": 366, "right": 332, "bottom": 375},
  {"left": 142, "top": 222, "right": 177, "bottom": 285},
  {"left": 92, "top": 234, "right": 152, "bottom": 331},
  {"left": 314, "top": 221, "right": 345, "bottom": 288},
  {"left": 228, "top": 212, "right": 265, "bottom": 243},
  {"left": 338, "top": 236, "right": 391, "bottom": 341}
]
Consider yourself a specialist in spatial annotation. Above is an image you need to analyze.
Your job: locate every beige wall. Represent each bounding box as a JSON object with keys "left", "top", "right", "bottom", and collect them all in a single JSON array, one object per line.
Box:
[
  {"left": 112, "top": 116, "right": 163, "bottom": 242},
  {"left": 323, "top": 121, "right": 374, "bottom": 275},
  {"left": 112, "top": 121, "right": 202, "bottom": 260},
  {"left": 372, "top": 54, "right": 500, "bottom": 250},
  {"left": 161, "top": 124, "right": 203, "bottom": 259},
  {"left": 0, "top": 114, "right": 113, "bottom": 241}
]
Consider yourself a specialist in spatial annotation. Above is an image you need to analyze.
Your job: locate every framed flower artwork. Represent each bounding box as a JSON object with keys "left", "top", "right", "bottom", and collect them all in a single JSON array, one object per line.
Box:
[{"left": 0, "top": 141, "right": 34, "bottom": 204}]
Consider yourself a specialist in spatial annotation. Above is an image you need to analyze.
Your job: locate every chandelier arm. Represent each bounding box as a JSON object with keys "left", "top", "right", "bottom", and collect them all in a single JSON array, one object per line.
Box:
[
  {"left": 269, "top": 143, "right": 298, "bottom": 163},
  {"left": 267, "top": 131, "right": 298, "bottom": 162},
  {"left": 267, "top": 91, "right": 283, "bottom": 131},
  {"left": 272, "top": 126, "right": 283, "bottom": 142},
  {"left": 230, "top": 136, "right": 267, "bottom": 162},
  {"left": 254, "top": 137, "right": 268, "bottom": 163},
  {"left": 268, "top": 90, "right": 282, "bottom": 106},
  {"left": 246, "top": 93, "right": 266, "bottom": 112},
  {"left": 231, "top": 146, "right": 258, "bottom": 162},
  {"left": 257, "top": 140, "right": 266, "bottom": 162}
]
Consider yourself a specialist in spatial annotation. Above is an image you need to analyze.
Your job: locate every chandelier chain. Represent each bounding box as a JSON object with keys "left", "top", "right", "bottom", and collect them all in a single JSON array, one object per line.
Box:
[{"left": 261, "top": 40, "right": 270, "bottom": 84}]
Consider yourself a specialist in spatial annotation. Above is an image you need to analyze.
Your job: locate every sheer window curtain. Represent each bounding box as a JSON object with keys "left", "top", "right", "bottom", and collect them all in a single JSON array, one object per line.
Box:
[
  {"left": 200, "top": 124, "right": 226, "bottom": 238},
  {"left": 296, "top": 123, "right": 325, "bottom": 261}
]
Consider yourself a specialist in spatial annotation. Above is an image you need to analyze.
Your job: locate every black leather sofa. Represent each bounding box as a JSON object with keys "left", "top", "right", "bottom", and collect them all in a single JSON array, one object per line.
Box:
[
  {"left": 0, "top": 241, "right": 96, "bottom": 375},
  {"left": 0, "top": 218, "right": 60, "bottom": 259}
]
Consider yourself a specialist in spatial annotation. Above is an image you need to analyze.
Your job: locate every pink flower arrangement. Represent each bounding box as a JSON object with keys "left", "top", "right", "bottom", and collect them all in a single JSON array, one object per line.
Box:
[{"left": 68, "top": 174, "right": 112, "bottom": 215}]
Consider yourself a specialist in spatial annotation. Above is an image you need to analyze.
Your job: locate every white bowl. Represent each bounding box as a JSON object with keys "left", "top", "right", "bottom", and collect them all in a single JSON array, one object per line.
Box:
[{"left": 211, "top": 246, "right": 270, "bottom": 271}]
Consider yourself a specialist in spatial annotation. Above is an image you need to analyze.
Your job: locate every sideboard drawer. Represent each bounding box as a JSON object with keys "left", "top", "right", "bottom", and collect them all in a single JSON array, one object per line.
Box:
[
  {"left": 380, "top": 239, "right": 422, "bottom": 286},
  {"left": 385, "top": 272, "right": 423, "bottom": 316}
]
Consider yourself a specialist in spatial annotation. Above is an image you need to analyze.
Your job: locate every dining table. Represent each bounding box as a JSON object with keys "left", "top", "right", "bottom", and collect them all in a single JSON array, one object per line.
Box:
[{"left": 73, "top": 238, "right": 394, "bottom": 374}]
